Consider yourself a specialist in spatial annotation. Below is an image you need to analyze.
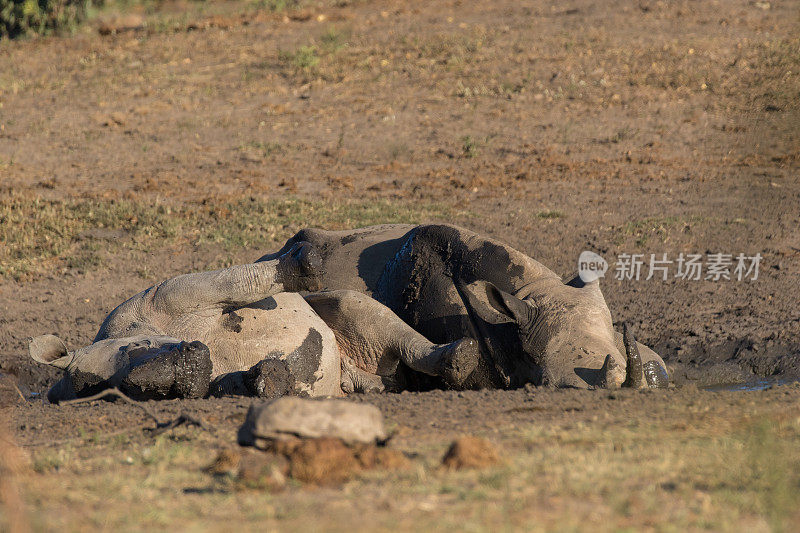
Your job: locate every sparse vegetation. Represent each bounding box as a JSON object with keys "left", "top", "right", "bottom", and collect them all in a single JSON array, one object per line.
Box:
[
  {"left": 0, "top": 194, "right": 451, "bottom": 280},
  {"left": 250, "top": 0, "right": 300, "bottom": 12},
  {"left": 320, "top": 25, "right": 348, "bottom": 53},
  {"left": 17, "top": 393, "right": 800, "bottom": 530},
  {"left": 281, "top": 45, "right": 320, "bottom": 71},
  {"left": 239, "top": 140, "right": 284, "bottom": 159},
  {"left": 31, "top": 448, "right": 68, "bottom": 473},
  {"left": 404, "top": 29, "right": 489, "bottom": 68},
  {"left": 0, "top": 0, "right": 91, "bottom": 39},
  {"left": 536, "top": 210, "right": 564, "bottom": 219},
  {"left": 387, "top": 142, "right": 411, "bottom": 161},
  {"left": 461, "top": 136, "right": 478, "bottom": 158},
  {"left": 602, "top": 126, "right": 637, "bottom": 144},
  {"left": 616, "top": 215, "right": 702, "bottom": 247}
]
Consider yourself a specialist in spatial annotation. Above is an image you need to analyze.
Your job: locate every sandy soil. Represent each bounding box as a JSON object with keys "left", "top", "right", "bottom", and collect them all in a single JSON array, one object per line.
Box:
[{"left": 0, "top": 0, "right": 798, "bottom": 529}]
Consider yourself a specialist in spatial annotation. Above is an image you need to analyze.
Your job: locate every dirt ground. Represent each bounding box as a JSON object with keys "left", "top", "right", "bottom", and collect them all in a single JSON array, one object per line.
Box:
[{"left": 1, "top": 0, "right": 799, "bottom": 530}]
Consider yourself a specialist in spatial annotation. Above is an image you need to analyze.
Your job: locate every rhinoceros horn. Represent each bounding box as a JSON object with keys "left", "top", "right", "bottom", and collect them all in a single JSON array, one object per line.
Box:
[
  {"left": 598, "top": 352, "right": 624, "bottom": 388},
  {"left": 621, "top": 322, "right": 644, "bottom": 388}
]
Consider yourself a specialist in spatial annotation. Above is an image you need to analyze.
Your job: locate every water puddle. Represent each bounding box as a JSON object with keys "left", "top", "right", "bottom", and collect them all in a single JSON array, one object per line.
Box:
[{"left": 701, "top": 378, "right": 792, "bottom": 392}]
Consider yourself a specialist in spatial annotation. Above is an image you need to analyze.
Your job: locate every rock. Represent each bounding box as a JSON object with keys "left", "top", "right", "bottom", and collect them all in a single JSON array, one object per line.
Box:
[
  {"left": 442, "top": 436, "right": 500, "bottom": 469},
  {"left": 238, "top": 397, "right": 387, "bottom": 448},
  {"left": 234, "top": 398, "right": 405, "bottom": 486}
]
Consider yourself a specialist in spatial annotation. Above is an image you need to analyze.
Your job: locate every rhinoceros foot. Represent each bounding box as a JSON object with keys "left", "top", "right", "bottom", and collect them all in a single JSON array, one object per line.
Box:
[
  {"left": 278, "top": 241, "right": 324, "bottom": 292},
  {"left": 173, "top": 341, "right": 213, "bottom": 398},
  {"left": 123, "top": 340, "right": 212, "bottom": 399},
  {"left": 244, "top": 358, "right": 297, "bottom": 399},
  {"left": 436, "top": 337, "right": 480, "bottom": 389}
]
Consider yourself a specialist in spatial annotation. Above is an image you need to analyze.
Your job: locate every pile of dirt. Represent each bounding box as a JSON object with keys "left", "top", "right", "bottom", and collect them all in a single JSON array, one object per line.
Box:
[
  {"left": 441, "top": 436, "right": 501, "bottom": 470},
  {"left": 232, "top": 396, "right": 409, "bottom": 486},
  {"left": 208, "top": 435, "right": 410, "bottom": 488}
]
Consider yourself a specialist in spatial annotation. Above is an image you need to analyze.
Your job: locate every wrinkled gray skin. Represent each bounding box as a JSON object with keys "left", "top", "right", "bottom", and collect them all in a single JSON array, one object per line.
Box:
[
  {"left": 30, "top": 242, "right": 478, "bottom": 402},
  {"left": 32, "top": 223, "right": 668, "bottom": 402},
  {"left": 259, "top": 224, "right": 669, "bottom": 390}
]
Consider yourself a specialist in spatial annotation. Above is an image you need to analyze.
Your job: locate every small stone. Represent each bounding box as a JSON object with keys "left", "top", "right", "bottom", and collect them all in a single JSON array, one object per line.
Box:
[{"left": 238, "top": 397, "right": 387, "bottom": 447}]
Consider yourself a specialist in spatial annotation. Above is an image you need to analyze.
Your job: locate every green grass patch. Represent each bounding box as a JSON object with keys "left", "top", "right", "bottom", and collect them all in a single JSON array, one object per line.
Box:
[
  {"left": 0, "top": 0, "right": 91, "bottom": 39},
  {"left": 0, "top": 194, "right": 451, "bottom": 280},
  {"left": 238, "top": 140, "right": 285, "bottom": 159},
  {"left": 742, "top": 419, "right": 799, "bottom": 533},
  {"left": 536, "top": 210, "right": 564, "bottom": 219},
  {"left": 320, "top": 25, "right": 348, "bottom": 53},
  {"left": 250, "top": 0, "right": 301, "bottom": 12},
  {"left": 461, "top": 135, "right": 479, "bottom": 158},
  {"left": 280, "top": 45, "right": 320, "bottom": 71}
]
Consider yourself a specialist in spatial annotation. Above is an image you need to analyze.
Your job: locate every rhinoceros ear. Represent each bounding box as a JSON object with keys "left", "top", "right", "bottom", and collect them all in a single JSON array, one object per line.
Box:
[
  {"left": 29, "top": 335, "right": 72, "bottom": 369},
  {"left": 460, "top": 280, "right": 534, "bottom": 326},
  {"left": 565, "top": 273, "right": 605, "bottom": 302}
]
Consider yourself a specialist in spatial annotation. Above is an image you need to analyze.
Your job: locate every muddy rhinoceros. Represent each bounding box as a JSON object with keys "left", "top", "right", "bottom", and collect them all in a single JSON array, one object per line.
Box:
[
  {"left": 30, "top": 224, "right": 667, "bottom": 403},
  {"left": 29, "top": 242, "right": 478, "bottom": 402},
  {"left": 259, "top": 224, "right": 669, "bottom": 391}
]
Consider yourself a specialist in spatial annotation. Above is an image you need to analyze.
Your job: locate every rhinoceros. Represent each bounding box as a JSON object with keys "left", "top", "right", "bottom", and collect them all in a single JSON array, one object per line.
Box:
[
  {"left": 259, "top": 224, "right": 669, "bottom": 391},
  {"left": 30, "top": 224, "right": 667, "bottom": 402},
  {"left": 29, "top": 242, "right": 479, "bottom": 402}
]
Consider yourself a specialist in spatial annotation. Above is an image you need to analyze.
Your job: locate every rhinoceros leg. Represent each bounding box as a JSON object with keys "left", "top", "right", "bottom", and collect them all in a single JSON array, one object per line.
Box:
[
  {"left": 148, "top": 242, "right": 322, "bottom": 316},
  {"left": 96, "top": 242, "right": 324, "bottom": 342},
  {"left": 340, "top": 357, "right": 390, "bottom": 393},
  {"left": 304, "top": 290, "right": 479, "bottom": 389}
]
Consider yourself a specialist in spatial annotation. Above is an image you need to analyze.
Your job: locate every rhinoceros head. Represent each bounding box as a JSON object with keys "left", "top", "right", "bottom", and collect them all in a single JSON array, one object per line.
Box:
[{"left": 461, "top": 277, "right": 646, "bottom": 389}]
